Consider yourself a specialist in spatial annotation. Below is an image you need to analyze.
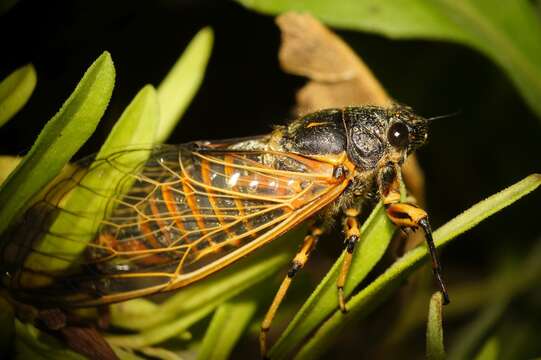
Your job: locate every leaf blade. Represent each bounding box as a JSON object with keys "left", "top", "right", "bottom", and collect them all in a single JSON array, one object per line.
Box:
[
  {"left": 156, "top": 27, "right": 213, "bottom": 143},
  {"left": 293, "top": 174, "right": 540, "bottom": 359},
  {"left": 0, "top": 63, "right": 37, "bottom": 127},
  {"left": 21, "top": 84, "right": 159, "bottom": 280},
  {"left": 0, "top": 52, "right": 115, "bottom": 238},
  {"left": 197, "top": 294, "right": 258, "bottom": 360},
  {"left": 237, "top": 0, "right": 541, "bottom": 118},
  {"left": 270, "top": 203, "right": 394, "bottom": 359},
  {"left": 107, "top": 228, "right": 304, "bottom": 346},
  {"left": 427, "top": 292, "right": 446, "bottom": 360}
]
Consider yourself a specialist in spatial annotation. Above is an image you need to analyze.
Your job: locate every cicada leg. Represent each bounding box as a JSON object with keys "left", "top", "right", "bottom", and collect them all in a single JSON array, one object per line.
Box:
[
  {"left": 336, "top": 208, "right": 361, "bottom": 313},
  {"left": 260, "top": 225, "right": 322, "bottom": 359},
  {"left": 380, "top": 164, "right": 450, "bottom": 304}
]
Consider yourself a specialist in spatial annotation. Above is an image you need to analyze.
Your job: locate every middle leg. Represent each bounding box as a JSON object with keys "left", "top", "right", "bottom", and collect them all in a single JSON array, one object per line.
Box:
[{"left": 337, "top": 208, "right": 361, "bottom": 313}]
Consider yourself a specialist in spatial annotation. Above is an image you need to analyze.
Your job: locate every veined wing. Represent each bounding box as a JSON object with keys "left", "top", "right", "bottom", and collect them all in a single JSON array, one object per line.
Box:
[{"left": 1, "top": 144, "right": 350, "bottom": 306}]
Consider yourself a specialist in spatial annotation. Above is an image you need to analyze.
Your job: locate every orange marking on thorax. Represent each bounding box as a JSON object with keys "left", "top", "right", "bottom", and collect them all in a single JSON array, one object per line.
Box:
[{"left": 306, "top": 121, "right": 331, "bottom": 128}]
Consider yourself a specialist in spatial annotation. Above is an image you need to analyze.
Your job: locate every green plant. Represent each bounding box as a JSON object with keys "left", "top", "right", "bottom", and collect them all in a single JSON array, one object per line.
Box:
[
  {"left": 0, "top": 14, "right": 540, "bottom": 360},
  {"left": 237, "top": 0, "right": 541, "bottom": 122}
]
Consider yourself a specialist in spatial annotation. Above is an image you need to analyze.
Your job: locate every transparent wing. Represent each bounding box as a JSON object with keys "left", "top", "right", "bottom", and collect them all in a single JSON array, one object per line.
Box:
[{"left": 1, "top": 144, "right": 348, "bottom": 306}]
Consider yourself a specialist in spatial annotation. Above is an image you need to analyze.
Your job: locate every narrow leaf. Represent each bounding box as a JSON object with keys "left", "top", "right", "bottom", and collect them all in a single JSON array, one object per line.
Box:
[
  {"left": 197, "top": 294, "right": 258, "bottom": 360},
  {"left": 270, "top": 203, "right": 394, "bottom": 359},
  {"left": 448, "top": 300, "right": 508, "bottom": 360},
  {"left": 237, "top": 1, "right": 541, "bottom": 119},
  {"left": 427, "top": 292, "right": 446, "bottom": 360},
  {"left": 21, "top": 84, "right": 159, "bottom": 282},
  {"left": 473, "top": 336, "right": 499, "bottom": 360},
  {"left": 293, "top": 174, "right": 540, "bottom": 359},
  {"left": 0, "top": 64, "right": 37, "bottom": 127},
  {"left": 156, "top": 27, "right": 213, "bottom": 143},
  {"left": 98, "top": 84, "right": 160, "bottom": 154},
  {"left": 112, "top": 346, "right": 147, "bottom": 360},
  {"left": 137, "top": 347, "right": 182, "bottom": 360},
  {"left": 109, "top": 299, "right": 159, "bottom": 329},
  {"left": 0, "top": 155, "right": 21, "bottom": 185},
  {"left": 0, "top": 52, "right": 115, "bottom": 238},
  {"left": 14, "top": 320, "right": 85, "bottom": 360}
]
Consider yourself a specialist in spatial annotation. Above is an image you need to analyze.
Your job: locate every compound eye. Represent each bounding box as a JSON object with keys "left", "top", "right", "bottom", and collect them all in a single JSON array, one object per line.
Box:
[{"left": 388, "top": 122, "right": 409, "bottom": 148}]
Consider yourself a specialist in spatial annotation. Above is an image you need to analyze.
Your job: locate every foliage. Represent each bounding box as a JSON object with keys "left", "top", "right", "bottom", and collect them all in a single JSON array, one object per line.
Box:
[
  {"left": 237, "top": 0, "right": 541, "bottom": 121},
  {"left": 0, "top": 64, "right": 36, "bottom": 128},
  {"left": 0, "top": 28, "right": 213, "bottom": 359},
  {"left": 0, "top": 53, "right": 115, "bottom": 238},
  {"left": 0, "top": 6, "right": 540, "bottom": 360}
]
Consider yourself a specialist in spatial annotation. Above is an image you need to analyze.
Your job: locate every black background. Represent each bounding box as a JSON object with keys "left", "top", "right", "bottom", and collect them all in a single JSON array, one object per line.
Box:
[{"left": 1, "top": 0, "right": 540, "bottom": 358}]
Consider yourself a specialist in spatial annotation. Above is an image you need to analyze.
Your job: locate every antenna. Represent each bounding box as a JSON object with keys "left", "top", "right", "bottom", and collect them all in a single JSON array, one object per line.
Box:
[{"left": 426, "top": 110, "right": 461, "bottom": 122}]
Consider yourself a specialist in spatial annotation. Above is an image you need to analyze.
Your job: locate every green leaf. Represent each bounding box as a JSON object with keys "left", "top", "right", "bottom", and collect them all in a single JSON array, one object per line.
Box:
[
  {"left": 448, "top": 300, "right": 507, "bottom": 360},
  {"left": 98, "top": 85, "right": 160, "bottom": 153},
  {"left": 384, "top": 234, "right": 541, "bottom": 347},
  {"left": 427, "top": 292, "right": 446, "bottom": 360},
  {"left": 0, "top": 64, "right": 37, "bottom": 127},
  {"left": 14, "top": 319, "right": 85, "bottom": 360},
  {"left": 112, "top": 346, "right": 147, "bottom": 360},
  {"left": 136, "top": 347, "right": 182, "bottom": 360},
  {"left": 237, "top": 0, "right": 541, "bottom": 119},
  {"left": 156, "top": 27, "right": 213, "bottom": 143},
  {"left": 109, "top": 298, "right": 159, "bottom": 329},
  {"left": 107, "top": 227, "right": 304, "bottom": 347},
  {"left": 473, "top": 337, "right": 500, "bottom": 360},
  {"left": 269, "top": 202, "right": 394, "bottom": 359},
  {"left": 0, "top": 52, "right": 115, "bottom": 239},
  {"left": 197, "top": 292, "right": 258, "bottom": 360},
  {"left": 290, "top": 174, "right": 540, "bottom": 359},
  {"left": 0, "top": 155, "right": 21, "bottom": 185},
  {"left": 21, "top": 84, "right": 159, "bottom": 282}
]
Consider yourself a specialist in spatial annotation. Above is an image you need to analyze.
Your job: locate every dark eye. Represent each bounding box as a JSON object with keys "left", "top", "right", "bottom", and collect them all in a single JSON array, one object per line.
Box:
[{"left": 388, "top": 122, "right": 409, "bottom": 148}]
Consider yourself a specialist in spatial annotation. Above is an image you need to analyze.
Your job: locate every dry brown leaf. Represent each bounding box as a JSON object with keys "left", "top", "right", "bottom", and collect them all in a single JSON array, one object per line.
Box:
[{"left": 276, "top": 12, "right": 390, "bottom": 115}]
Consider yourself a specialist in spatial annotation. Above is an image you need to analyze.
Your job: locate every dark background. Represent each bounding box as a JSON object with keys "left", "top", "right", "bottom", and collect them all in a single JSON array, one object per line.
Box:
[{"left": 1, "top": 0, "right": 540, "bottom": 358}]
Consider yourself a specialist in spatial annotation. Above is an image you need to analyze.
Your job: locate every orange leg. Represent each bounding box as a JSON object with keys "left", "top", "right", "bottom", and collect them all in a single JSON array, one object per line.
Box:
[
  {"left": 260, "top": 226, "right": 322, "bottom": 358},
  {"left": 382, "top": 168, "right": 450, "bottom": 304},
  {"left": 337, "top": 208, "right": 361, "bottom": 313}
]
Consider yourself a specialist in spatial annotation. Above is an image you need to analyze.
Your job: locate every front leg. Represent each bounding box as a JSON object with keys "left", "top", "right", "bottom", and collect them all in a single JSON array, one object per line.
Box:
[{"left": 379, "top": 163, "right": 450, "bottom": 304}]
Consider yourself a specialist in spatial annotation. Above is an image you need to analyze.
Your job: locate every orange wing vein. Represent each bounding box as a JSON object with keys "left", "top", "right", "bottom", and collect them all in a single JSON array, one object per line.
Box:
[{"left": 1, "top": 144, "right": 350, "bottom": 306}]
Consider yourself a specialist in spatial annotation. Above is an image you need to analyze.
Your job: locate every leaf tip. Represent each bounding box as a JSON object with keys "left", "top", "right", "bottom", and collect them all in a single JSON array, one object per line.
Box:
[
  {"left": 198, "top": 26, "right": 214, "bottom": 43},
  {"left": 139, "top": 83, "right": 157, "bottom": 96},
  {"left": 21, "top": 63, "right": 37, "bottom": 84},
  {"left": 94, "top": 51, "right": 116, "bottom": 82}
]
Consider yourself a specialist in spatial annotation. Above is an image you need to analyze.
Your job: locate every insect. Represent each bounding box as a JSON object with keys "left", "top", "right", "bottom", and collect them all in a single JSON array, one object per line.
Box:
[{"left": 1, "top": 104, "right": 448, "bottom": 357}]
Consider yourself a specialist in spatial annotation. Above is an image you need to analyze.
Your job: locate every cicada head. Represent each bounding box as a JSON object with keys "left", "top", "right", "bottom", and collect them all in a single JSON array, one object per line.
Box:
[{"left": 343, "top": 104, "right": 428, "bottom": 170}]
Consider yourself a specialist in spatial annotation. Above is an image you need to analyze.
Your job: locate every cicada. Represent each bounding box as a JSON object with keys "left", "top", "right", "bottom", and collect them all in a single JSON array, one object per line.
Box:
[{"left": 1, "top": 104, "right": 448, "bottom": 356}]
